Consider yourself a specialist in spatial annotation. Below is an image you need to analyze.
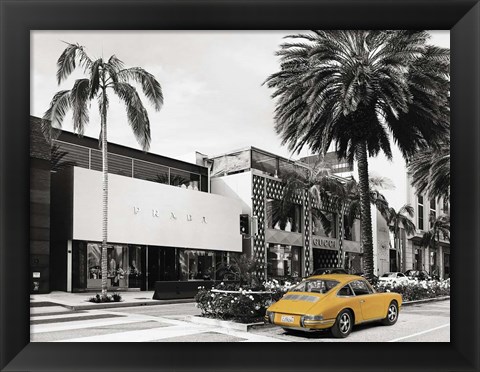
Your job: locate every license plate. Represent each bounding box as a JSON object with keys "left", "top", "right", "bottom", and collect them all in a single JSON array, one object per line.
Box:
[{"left": 281, "top": 315, "right": 294, "bottom": 323}]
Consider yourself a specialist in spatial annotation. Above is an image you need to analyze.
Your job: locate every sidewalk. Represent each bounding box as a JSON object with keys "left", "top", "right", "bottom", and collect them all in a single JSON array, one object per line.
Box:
[{"left": 30, "top": 291, "right": 195, "bottom": 310}]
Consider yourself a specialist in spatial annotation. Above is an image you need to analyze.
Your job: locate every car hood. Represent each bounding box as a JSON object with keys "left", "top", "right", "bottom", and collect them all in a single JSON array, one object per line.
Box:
[{"left": 268, "top": 291, "right": 328, "bottom": 315}]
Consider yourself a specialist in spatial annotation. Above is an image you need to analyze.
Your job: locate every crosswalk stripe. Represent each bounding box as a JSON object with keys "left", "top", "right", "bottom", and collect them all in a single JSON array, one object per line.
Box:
[
  {"left": 30, "top": 311, "right": 94, "bottom": 321},
  {"left": 58, "top": 324, "right": 209, "bottom": 342},
  {"left": 31, "top": 316, "right": 148, "bottom": 334}
]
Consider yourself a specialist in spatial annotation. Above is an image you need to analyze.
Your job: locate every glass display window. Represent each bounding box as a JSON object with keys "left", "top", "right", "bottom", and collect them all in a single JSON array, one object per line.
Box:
[
  {"left": 86, "top": 242, "right": 128, "bottom": 289},
  {"left": 178, "top": 249, "right": 215, "bottom": 281},
  {"left": 312, "top": 210, "right": 336, "bottom": 238},
  {"left": 87, "top": 243, "right": 102, "bottom": 280},
  {"left": 267, "top": 244, "right": 302, "bottom": 278}
]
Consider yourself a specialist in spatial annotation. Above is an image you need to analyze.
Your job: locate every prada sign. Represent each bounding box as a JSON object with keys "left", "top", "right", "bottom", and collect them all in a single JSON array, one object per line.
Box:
[{"left": 312, "top": 236, "right": 337, "bottom": 250}]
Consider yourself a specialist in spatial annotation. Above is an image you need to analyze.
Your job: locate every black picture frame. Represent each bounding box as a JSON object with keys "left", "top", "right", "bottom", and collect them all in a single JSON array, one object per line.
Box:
[{"left": 1, "top": 0, "right": 479, "bottom": 371}]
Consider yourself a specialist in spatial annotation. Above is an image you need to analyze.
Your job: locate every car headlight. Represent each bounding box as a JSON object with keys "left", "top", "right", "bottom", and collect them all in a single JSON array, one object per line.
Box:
[
  {"left": 300, "top": 314, "right": 323, "bottom": 327},
  {"left": 265, "top": 310, "right": 275, "bottom": 323}
]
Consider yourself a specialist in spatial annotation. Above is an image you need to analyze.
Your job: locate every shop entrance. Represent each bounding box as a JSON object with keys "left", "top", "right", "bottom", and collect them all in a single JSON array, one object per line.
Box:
[
  {"left": 147, "top": 247, "right": 177, "bottom": 290},
  {"left": 128, "top": 245, "right": 146, "bottom": 290}
]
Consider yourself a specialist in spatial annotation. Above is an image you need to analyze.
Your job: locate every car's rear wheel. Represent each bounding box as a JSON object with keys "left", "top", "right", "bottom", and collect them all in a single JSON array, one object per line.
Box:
[
  {"left": 382, "top": 301, "right": 399, "bottom": 326},
  {"left": 331, "top": 309, "right": 353, "bottom": 338}
]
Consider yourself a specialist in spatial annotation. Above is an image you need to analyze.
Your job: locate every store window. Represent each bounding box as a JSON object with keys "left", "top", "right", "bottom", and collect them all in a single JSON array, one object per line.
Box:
[
  {"left": 312, "top": 210, "right": 336, "bottom": 238},
  {"left": 267, "top": 244, "right": 302, "bottom": 278},
  {"left": 251, "top": 150, "right": 278, "bottom": 176},
  {"left": 178, "top": 249, "right": 215, "bottom": 280},
  {"left": 429, "top": 198, "right": 436, "bottom": 228},
  {"left": 170, "top": 169, "right": 201, "bottom": 190},
  {"left": 417, "top": 195, "right": 424, "bottom": 230},
  {"left": 128, "top": 245, "right": 144, "bottom": 288},
  {"left": 266, "top": 199, "right": 302, "bottom": 233},
  {"left": 343, "top": 216, "right": 359, "bottom": 241},
  {"left": 86, "top": 243, "right": 128, "bottom": 289}
]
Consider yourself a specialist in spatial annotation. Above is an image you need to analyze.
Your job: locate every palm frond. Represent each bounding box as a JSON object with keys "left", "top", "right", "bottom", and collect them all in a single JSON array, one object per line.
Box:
[
  {"left": 70, "top": 79, "right": 91, "bottom": 135},
  {"left": 42, "top": 90, "right": 71, "bottom": 141},
  {"left": 89, "top": 58, "right": 103, "bottom": 99},
  {"left": 56, "top": 42, "right": 92, "bottom": 84},
  {"left": 112, "top": 82, "right": 151, "bottom": 150},
  {"left": 118, "top": 67, "right": 163, "bottom": 111}
]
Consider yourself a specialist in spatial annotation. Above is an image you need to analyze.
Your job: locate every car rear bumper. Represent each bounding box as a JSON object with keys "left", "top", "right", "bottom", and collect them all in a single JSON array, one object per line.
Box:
[{"left": 265, "top": 314, "right": 335, "bottom": 330}]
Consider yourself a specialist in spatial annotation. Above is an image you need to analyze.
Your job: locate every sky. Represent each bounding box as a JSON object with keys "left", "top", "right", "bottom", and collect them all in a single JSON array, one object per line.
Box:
[{"left": 31, "top": 30, "right": 450, "bottom": 163}]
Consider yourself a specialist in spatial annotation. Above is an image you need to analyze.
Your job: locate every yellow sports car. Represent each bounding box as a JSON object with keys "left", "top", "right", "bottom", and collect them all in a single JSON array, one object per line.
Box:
[{"left": 265, "top": 274, "right": 402, "bottom": 338}]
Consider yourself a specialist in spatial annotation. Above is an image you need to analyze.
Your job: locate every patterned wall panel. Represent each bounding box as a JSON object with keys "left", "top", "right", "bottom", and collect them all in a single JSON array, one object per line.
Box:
[
  {"left": 252, "top": 175, "right": 266, "bottom": 280},
  {"left": 313, "top": 248, "right": 339, "bottom": 268},
  {"left": 265, "top": 178, "right": 303, "bottom": 205},
  {"left": 265, "top": 229, "right": 303, "bottom": 247},
  {"left": 265, "top": 178, "right": 283, "bottom": 200},
  {"left": 303, "top": 191, "right": 312, "bottom": 276}
]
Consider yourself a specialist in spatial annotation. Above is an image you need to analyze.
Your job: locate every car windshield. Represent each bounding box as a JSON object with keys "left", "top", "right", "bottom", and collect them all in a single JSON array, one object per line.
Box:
[
  {"left": 290, "top": 279, "right": 339, "bottom": 294},
  {"left": 381, "top": 273, "right": 396, "bottom": 278}
]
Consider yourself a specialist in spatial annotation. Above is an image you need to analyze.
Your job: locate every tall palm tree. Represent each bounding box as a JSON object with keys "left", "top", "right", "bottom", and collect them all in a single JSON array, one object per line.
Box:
[
  {"left": 384, "top": 204, "right": 416, "bottom": 272},
  {"left": 265, "top": 31, "right": 449, "bottom": 281},
  {"left": 420, "top": 214, "right": 450, "bottom": 277},
  {"left": 42, "top": 42, "right": 163, "bottom": 295},
  {"left": 333, "top": 177, "right": 390, "bottom": 270},
  {"left": 408, "top": 141, "right": 450, "bottom": 202}
]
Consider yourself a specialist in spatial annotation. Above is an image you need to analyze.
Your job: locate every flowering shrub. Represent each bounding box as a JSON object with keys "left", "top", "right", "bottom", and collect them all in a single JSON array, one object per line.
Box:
[
  {"left": 194, "top": 280, "right": 298, "bottom": 323},
  {"left": 88, "top": 293, "right": 123, "bottom": 303},
  {"left": 374, "top": 280, "right": 450, "bottom": 302}
]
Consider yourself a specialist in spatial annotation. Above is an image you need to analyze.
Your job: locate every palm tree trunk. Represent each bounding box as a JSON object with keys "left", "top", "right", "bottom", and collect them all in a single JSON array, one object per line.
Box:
[
  {"left": 356, "top": 142, "right": 375, "bottom": 282},
  {"left": 100, "top": 90, "right": 109, "bottom": 296}
]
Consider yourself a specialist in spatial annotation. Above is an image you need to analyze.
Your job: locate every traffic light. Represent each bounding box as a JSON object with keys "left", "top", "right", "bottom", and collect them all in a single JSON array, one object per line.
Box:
[{"left": 240, "top": 214, "right": 249, "bottom": 235}]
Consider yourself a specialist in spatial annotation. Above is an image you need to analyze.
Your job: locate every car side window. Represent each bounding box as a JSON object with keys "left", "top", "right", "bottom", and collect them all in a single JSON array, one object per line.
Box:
[
  {"left": 337, "top": 285, "right": 354, "bottom": 297},
  {"left": 398, "top": 273, "right": 405, "bottom": 278},
  {"left": 350, "top": 280, "right": 373, "bottom": 296}
]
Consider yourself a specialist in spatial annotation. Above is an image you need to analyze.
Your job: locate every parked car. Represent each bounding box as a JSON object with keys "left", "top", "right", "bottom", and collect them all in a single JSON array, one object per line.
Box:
[
  {"left": 404, "top": 270, "right": 431, "bottom": 281},
  {"left": 378, "top": 272, "right": 409, "bottom": 285},
  {"left": 354, "top": 272, "right": 379, "bottom": 285},
  {"left": 311, "top": 267, "right": 348, "bottom": 276},
  {"left": 265, "top": 274, "right": 402, "bottom": 338}
]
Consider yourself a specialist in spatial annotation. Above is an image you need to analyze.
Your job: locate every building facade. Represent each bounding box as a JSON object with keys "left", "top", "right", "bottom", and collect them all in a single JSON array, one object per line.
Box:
[
  {"left": 209, "top": 147, "right": 362, "bottom": 281},
  {"left": 30, "top": 117, "right": 52, "bottom": 294},
  {"left": 47, "top": 126, "right": 242, "bottom": 293},
  {"left": 30, "top": 115, "right": 449, "bottom": 294}
]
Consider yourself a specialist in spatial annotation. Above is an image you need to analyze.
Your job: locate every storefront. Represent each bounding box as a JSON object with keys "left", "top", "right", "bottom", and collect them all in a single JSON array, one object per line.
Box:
[
  {"left": 72, "top": 241, "right": 230, "bottom": 291},
  {"left": 52, "top": 166, "right": 242, "bottom": 292}
]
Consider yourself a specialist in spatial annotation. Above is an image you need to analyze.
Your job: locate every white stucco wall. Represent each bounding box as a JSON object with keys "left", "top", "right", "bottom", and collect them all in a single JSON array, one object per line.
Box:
[
  {"left": 72, "top": 167, "right": 242, "bottom": 252},
  {"left": 210, "top": 171, "right": 253, "bottom": 215}
]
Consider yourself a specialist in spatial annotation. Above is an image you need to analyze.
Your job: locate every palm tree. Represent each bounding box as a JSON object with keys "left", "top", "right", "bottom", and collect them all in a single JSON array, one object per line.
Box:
[
  {"left": 265, "top": 31, "right": 449, "bottom": 281},
  {"left": 42, "top": 42, "right": 163, "bottom": 295},
  {"left": 384, "top": 204, "right": 416, "bottom": 272},
  {"left": 420, "top": 214, "right": 450, "bottom": 278},
  {"left": 408, "top": 141, "right": 450, "bottom": 202},
  {"left": 333, "top": 177, "right": 390, "bottom": 270}
]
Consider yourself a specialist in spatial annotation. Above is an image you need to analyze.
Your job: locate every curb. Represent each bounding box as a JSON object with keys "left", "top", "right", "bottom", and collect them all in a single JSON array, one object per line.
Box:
[
  {"left": 402, "top": 296, "right": 450, "bottom": 306},
  {"left": 186, "top": 315, "right": 264, "bottom": 332},
  {"left": 44, "top": 298, "right": 195, "bottom": 311}
]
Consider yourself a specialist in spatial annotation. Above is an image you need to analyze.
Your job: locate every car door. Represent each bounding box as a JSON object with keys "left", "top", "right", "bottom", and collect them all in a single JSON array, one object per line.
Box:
[{"left": 350, "top": 280, "right": 384, "bottom": 320}]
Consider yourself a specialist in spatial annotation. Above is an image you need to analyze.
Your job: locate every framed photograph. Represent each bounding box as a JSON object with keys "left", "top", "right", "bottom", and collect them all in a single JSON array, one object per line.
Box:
[{"left": 1, "top": 0, "right": 479, "bottom": 371}]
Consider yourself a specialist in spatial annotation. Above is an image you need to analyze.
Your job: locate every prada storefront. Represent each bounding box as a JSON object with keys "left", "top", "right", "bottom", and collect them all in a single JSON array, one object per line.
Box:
[{"left": 51, "top": 166, "right": 242, "bottom": 292}]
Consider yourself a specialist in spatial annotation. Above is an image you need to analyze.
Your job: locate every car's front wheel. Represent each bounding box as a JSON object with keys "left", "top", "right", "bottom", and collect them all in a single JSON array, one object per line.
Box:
[
  {"left": 382, "top": 301, "right": 399, "bottom": 326},
  {"left": 331, "top": 309, "right": 353, "bottom": 338}
]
